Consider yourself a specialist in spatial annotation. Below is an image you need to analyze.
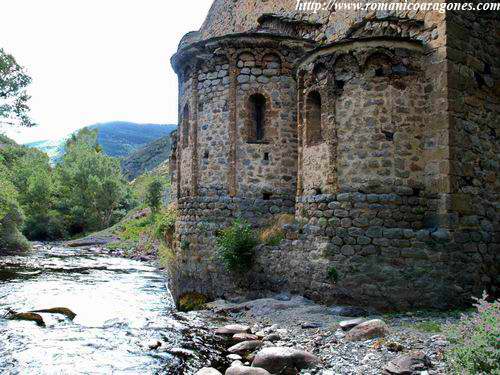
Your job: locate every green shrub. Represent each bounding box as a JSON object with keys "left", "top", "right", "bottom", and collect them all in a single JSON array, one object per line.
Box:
[
  {"left": 445, "top": 292, "right": 499, "bottom": 374},
  {"left": 153, "top": 207, "right": 177, "bottom": 241},
  {"left": 216, "top": 219, "right": 258, "bottom": 272},
  {"left": 327, "top": 266, "right": 339, "bottom": 282}
]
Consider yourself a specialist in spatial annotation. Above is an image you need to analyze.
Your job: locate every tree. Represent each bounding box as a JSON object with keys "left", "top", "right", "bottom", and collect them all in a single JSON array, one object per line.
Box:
[
  {"left": 0, "top": 165, "right": 30, "bottom": 253},
  {"left": 54, "top": 128, "right": 132, "bottom": 233},
  {"left": 146, "top": 179, "right": 163, "bottom": 213},
  {"left": 0, "top": 48, "right": 35, "bottom": 127}
]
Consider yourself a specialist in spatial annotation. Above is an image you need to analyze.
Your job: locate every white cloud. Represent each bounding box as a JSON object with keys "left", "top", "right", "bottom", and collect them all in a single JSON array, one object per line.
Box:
[{"left": 0, "top": 0, "right": 212, "bottom": 143}]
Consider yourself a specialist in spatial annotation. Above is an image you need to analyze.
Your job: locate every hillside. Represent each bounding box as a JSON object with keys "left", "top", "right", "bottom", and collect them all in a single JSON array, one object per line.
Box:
[
  {"left": 25, "top": 121, "right": 176, "bottom": 161},
  {"left": 120, "top": 135, "right": 172, "bottom": 181},
  {"left": 88, "top": 122, "right": 176, "bottom": 157}
]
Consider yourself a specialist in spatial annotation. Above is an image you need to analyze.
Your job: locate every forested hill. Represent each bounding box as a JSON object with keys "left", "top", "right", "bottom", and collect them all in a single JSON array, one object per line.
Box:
[
  {"left": 120, "top": 136, "right": 172, "bottom": 181},
  {"left": 25, "top": 122, "right": 176, "bottom": 161},
  {"left": 87, "top": 122, "right": 176, "bottom": 157}
]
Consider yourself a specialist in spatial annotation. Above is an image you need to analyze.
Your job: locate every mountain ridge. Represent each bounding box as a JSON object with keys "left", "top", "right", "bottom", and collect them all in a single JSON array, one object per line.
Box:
[{"left": 25, "top": 121, "right": 176, "bottom": 161}]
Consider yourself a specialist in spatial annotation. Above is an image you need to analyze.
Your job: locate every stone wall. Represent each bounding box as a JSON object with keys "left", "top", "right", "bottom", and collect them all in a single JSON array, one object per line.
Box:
[{"left": 167, "top": 2, "right": 499, "bottom": 310}]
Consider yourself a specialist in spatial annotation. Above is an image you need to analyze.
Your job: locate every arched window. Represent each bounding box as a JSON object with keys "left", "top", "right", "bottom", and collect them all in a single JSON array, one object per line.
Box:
[
  {"left": 306, "top": 91, "right": 322, "bottom": 145},
  {"left": 248, "top": 94, "right": 266, "bottom": 142},
  {"left": 182, "top": 104, "right": 190, "bottom": 148}
]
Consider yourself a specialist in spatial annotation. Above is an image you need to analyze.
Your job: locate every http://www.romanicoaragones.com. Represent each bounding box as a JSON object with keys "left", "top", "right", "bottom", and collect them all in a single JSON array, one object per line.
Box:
[{"left": 295, "top": 1, "right": 500, "bottom": 13}]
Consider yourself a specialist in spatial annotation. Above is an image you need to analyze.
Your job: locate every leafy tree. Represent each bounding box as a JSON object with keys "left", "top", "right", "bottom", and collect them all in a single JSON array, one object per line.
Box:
[
  {"left": 146, "top": 179, "right": 163, "bottom": 213},
  {"left": 0, "top": 165, "right": 29, "bottom": 253},
  {"left": 0, "top": 48, "right": 35, "bottom": 127},
  {"left": 54, "top": 128, "right": 132, "bottom": 233}
]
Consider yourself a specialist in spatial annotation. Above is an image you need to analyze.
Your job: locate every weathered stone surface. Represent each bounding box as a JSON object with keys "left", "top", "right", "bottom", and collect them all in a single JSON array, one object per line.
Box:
[
  {"left": 168, "top": 1, "right": 498, "bottom": 313},
  {"left": 339, "top": 318, "right": 366, "bottom": 331},
  {"left": 383, "top": 351, "right": 431, "bottom": 374},
  {"left": 345, "top": 319, "right": 389, "bottom": 341},
  {"left": 215, "top": 324, "right": 251, "bottom": 336},
  {"left": 228, "top": 340, "right": 263, "bottom": 354},
  {"left": 196, "top": 368, "right": 223, "bottom": 375},
  {"left": 252, "top": 347, "right": 320, "bottom": 373},
  {"left": 233, "top": 333, "right": 259, "bottom": 342},
  {"left": 263, "top": 333, "right": 280, "bottom": 342},
  {"left": 226, "top": 363, "right": 270, "bottom": 375}
]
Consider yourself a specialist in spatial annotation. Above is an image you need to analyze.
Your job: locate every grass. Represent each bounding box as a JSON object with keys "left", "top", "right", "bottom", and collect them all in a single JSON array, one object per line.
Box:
[
  {"left": 327, "top": 266, "right": 339, "bottom": 282},
  {"left": 157, "top": 242, "right": 175, "bottom": 268},
  {"left": 407, "top": 321, "right": 442, "bottom": 333},
  {"left": 259, "top": 213, "right": 294, "bottom": 246}
]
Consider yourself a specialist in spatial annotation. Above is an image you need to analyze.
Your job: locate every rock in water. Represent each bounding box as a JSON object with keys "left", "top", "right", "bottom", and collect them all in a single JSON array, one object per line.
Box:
[
  {"left": 215, "top": 324, "right": 251, "bottom": 336},
  {"left": 252, "top": 347, "right": 320, "bottom": 374},
  {"left": 383, "top": 351, "right": 432, "bottom": 374},
  {"left": 30, "top": 307, "right": 76, "bottom": 320},
  {"left": 228, "top": 340, "right": 263, "bottom": 354},
  {"left": 196, "top": 368, "right": 223, "bottom": 375},
  {"left": 345, "top": 319, "right": 389, "bottom": 341}
]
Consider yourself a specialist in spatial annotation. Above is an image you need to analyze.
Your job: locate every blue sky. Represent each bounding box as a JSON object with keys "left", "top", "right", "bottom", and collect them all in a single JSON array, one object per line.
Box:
[{"left": 1, "top": 0, "right": 213, "bottom": 143}]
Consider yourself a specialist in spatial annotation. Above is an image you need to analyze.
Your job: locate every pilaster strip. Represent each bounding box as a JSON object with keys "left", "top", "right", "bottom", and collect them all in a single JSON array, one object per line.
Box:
[
  {"left": 191, "top": 72, "right": 199, "bottom": 196},
  {"left": 227, "top": 54, "right": 238, "bottom": 197}
]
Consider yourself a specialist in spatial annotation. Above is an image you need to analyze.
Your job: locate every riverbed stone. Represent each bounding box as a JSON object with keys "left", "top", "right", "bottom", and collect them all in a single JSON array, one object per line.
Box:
[
  {"left": 345, "top": 319, "right": 389, "bottom": 341},
  {"left": 228, "top": 340, "right": 264, "bottom": 354},
  {"left": 251, "top": 347, "right": 320, "bottom": 373},
  {"left": 383, "top": 350, "right": 431, "bottom": 374},
  {"left": 216, "top": 324, "right": 251, "bottom": 336},
  {"left": 196, "top": 368, "right": 223, "bottom": 375},
  {"left": 339, "top": 318, "right": 366, "bottom": 331},
  {"left": 226, "top": 363, "right": 270, "bottom": 375},
  {"left": 233, "top": 333, "right": 259, "bottom": 342}
]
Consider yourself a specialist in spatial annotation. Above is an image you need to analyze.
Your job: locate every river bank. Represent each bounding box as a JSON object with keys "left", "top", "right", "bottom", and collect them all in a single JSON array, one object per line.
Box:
[
  {"left": 87, "top": 241, "right": 462, "bottom": 374},
  {"left": 193, "top": 296, "right": 459, "bottom": 374}
]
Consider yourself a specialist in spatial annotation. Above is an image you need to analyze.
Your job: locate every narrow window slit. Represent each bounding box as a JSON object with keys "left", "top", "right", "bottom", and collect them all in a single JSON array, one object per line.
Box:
[
  {"left": 382, "top": 130, "right": 394, "bottom": 141},
  {"left": 248, "top": 94, "right": 266, "bottom": 142}
]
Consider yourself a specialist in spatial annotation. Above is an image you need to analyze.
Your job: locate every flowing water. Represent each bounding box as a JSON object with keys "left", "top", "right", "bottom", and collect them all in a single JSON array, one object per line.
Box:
[{"left": 0, "top": 245, "right": 224, "bottom": 375}]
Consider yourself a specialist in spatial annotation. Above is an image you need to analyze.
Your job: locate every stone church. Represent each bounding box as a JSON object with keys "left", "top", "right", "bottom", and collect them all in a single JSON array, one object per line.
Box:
[{"left": 168, "top": 0, "right": 499, "bottom": 310}]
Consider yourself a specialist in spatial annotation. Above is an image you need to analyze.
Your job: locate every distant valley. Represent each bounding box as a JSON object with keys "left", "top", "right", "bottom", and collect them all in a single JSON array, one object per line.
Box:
[{"left": 25, "top": 121, "right": 176, "bottom": 176}]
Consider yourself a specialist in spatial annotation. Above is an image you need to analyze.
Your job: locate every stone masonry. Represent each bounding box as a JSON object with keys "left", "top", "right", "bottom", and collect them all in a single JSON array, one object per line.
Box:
[{"left": 168, "top": 0, "right": 499, "bottom": 311}]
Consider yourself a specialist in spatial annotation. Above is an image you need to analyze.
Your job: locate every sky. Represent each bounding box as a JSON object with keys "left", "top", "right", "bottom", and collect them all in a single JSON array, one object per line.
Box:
[{"left": 0, "top": 0, "right": 213, "bottom": 143}]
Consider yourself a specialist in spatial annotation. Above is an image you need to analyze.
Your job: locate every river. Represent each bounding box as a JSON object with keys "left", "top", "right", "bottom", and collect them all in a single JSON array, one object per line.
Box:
[{"left": 0, "top": 244, "right": 225, "bottom": 374}]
